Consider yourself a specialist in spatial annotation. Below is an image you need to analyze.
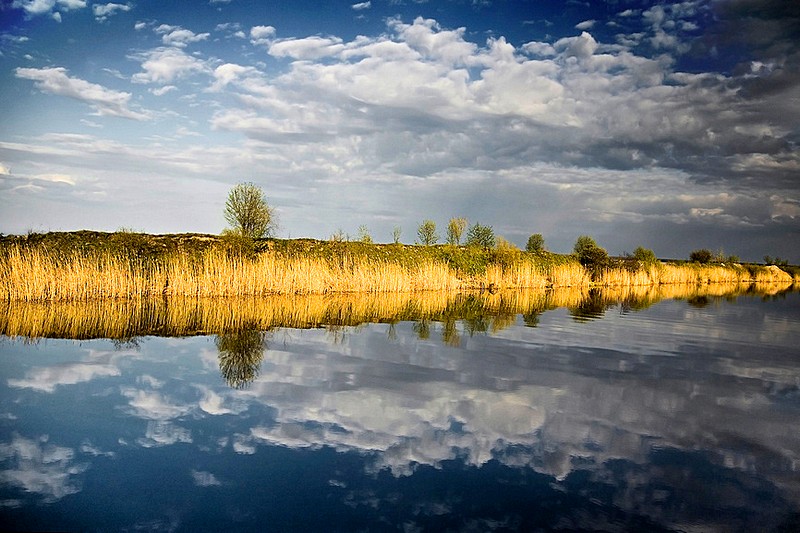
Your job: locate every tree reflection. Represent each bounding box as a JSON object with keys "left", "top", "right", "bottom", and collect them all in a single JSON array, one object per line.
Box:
[
  {"left": 569, "top": 289, "right": 611, "bottom": 322},
  {"left": 215, "top": 322, "right": 268, "bottom": 389}
]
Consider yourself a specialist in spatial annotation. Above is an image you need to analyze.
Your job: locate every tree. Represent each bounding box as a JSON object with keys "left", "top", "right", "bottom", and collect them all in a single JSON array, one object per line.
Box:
[
  {"left": 357, "top": 224, "right": 372, "bottom": 244},
  {"left": 573, "top": 235, "right": 609, "bottom": 270},
  {"left": 446, "top": 217, "right": 467, "bottom": 246},
  {"left": 526, "top": 233, "right": 545, "bottom": 253},
  {"left": 690, "top": 249, "right": 713, "bottom": 264},
  {"left": 417, "top": 220, "right": 439, "bottom": 246},
  {"left": 392, "top": 226, "right": 402, "bottom": 244},
  {"left": 632, "top": 246, "right": 658, "bottom": 264},
  {"left": 466, "top": 223, "right": 495, "bottom": 250},
  {"left": 223, "top": 182, "right": 275, "bottom": 239}
]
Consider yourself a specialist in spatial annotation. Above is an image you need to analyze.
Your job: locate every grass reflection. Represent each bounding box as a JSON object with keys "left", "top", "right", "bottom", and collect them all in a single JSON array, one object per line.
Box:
[{"left": 0, "top": 282, "right": 792, "bottom": 342}]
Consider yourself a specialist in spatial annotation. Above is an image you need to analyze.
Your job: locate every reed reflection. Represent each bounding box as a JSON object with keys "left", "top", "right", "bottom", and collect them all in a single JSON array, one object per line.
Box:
[{"left": 0, "top": 282, "right": 793, "bottom": 342}]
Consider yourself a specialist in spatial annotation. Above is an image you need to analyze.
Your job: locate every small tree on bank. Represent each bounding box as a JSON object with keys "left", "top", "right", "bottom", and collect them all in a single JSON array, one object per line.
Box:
[
  {"left": 417, "top": 220, "right": 439, "bottom": 246},
  {"left": 223, "top": 182, "right": 275, "bottom": 239},
  {"left": 574, "top": 235, "right": 609, "bottom": 271},
  {"left": 446, "top": 217, "right": 467, "bottom": 246},
  {"left": 466, "top": 223, "right": 495, "bottom": 250},
  {"left": 526, "top": 233, "right": 545, "bottom": 253},
  {"left": 632, "top": 246, "right": 658, "bottom": 264},
  {"left": 689, "top": 249, "right": 713, "bottom": 264}
]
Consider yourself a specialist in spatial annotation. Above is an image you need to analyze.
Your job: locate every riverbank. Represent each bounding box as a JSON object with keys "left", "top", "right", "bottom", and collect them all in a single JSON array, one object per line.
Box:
[{"left": 1, "top": 231, "right": 796, "bottom": 301}]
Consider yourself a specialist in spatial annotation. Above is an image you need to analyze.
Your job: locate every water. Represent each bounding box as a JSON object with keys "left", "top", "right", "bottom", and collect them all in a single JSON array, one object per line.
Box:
[{"left": 1, "top": 288, "right": 799, "bottom": 532}]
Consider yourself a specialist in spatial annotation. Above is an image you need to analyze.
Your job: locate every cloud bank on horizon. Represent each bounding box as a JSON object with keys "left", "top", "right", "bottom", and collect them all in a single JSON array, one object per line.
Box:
[{"left": 1, "top": 0, "right": 798, "bottom": 261}]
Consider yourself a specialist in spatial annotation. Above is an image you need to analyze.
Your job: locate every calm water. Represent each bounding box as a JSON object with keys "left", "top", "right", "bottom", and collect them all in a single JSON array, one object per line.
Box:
[{"left": 1, "top": 288, "right": 799, "bottom": 532}]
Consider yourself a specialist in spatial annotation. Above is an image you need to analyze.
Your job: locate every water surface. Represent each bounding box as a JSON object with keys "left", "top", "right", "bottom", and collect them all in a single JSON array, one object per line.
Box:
[{"left": 1, "top": 287, "right": 799, "bottom": 531}]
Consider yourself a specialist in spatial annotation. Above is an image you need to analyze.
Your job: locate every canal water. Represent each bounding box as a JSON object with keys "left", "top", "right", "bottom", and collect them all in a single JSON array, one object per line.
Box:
[{"left": 1, "top": 287, "right": 799, "bottom": 531}]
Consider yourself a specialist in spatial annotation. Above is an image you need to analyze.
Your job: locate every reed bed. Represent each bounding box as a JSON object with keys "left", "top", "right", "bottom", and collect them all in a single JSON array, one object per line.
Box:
[{"left": 0, "top": 243, "right": 794, "bottom": 302}]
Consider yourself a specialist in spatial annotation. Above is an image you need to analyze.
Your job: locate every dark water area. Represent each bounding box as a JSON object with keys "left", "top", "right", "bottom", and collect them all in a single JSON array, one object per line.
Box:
[{"left": 1, "top": 288, "right": 799, "bottom": 532}]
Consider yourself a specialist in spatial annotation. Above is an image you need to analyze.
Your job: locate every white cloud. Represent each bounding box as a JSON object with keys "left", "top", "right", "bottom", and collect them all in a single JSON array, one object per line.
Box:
[
  {"left": 92, "top": 2, "right": 130, "bottom": 22},
  {"left": 121, "top": 387, "right": 193, "bottom": 420},
  {"left": 192, "top": 470, "right": 221, "bottom": 486},
  {"left": 352, "top": 1, "right": 371, "bottom": 10},
  {"left": 208, "top": 63, "right": 259, "bottom": 92},
  {"left": 149, "top": 84, "right": 177, "bottom": 96},
  {"left": 131, "top": 47, "right": 209, "bottom": 84},
  {"left": 575, "top": 19, "right": 595, "bottom": 30},
  {"left": 0, "top": 434, "right": 87, "bottom": 502},
  {"left": 155, "top": 24, "right": 211, "bottom": 48},
  {"left": 15, "top": 67, "right": 150, "bottom": 120},
  {"left": 12, "top": 0, "right": 85, "bottom": 19},
  {"left": 268, "top": 36, "right": 345, "bottom": 60},
  {"left": 249, "top": 25, "right": 276, "bottom": 46},
  {"left": 136, "top": 421, "right": 192, "bottom": 447},
  {"left": 8, "top": 362, "right": 119, "bottom": 392},
  {"left": 0, "top": 163, "right": 10, "bottom": 175}
]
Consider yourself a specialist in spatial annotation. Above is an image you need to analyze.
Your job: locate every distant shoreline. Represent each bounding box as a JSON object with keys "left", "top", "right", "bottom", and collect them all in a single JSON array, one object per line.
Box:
[{"left": 1, "top": 231, "right": 797, "bottom": 301}]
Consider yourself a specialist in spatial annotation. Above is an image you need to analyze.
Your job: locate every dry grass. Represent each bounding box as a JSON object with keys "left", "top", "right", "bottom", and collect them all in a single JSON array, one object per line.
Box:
[{"left": 0, "top": 244, "right": 794, "bottom": 302}]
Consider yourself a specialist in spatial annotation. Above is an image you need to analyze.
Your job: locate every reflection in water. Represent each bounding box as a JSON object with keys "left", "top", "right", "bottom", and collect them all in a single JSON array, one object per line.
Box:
[
  {"left": 0, "top": 282, "right": 792, "bottom": 341},
  {"left": 1, "top": 285, "right": 799, "bottom": 531},
  {"left": 215, "top": 323, "right": 268, "bottom": 389}
]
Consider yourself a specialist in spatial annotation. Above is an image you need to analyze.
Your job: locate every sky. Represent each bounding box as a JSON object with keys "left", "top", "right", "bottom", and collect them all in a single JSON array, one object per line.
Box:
[{"left": 0, "top": 0, "right": 798, "bottom": 261}]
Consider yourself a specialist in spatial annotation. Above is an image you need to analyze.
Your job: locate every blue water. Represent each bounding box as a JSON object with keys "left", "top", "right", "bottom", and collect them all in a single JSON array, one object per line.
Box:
[{"left": 1, "top": 291, "right": 799, "bottom": 531}]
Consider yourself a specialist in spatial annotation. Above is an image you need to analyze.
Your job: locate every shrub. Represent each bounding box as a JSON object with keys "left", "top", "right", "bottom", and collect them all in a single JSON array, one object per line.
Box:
[
  {"left": 525, "top": 233, "right": 545, "bottom": 253},
  {"left": 690, "top": 249, "right": 713, "bottom": 264},
  {"left": 494, "top": 237, "right": 522, "bottom": 266}
]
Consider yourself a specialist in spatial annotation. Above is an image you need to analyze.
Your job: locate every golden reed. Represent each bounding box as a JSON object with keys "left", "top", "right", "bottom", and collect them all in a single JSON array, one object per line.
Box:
[{"left": 0, "top": 244, "right": 795, "bottom": 302}]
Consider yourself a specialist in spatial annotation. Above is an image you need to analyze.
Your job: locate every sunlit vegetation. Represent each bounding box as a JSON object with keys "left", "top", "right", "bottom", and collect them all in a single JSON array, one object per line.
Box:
[{"left": 0, "top": 230, "right": 796, "bottom": 302}]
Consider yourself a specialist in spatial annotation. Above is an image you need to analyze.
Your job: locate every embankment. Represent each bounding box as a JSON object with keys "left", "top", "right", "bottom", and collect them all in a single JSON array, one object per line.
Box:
[{"left": 0, "top": 231, "right": 796, "bottom": 301}]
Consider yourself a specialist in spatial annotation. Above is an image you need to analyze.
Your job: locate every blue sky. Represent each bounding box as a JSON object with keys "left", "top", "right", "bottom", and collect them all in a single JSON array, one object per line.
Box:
[{"left": 1, "top": 0, "right": 798, "bottom": 261}]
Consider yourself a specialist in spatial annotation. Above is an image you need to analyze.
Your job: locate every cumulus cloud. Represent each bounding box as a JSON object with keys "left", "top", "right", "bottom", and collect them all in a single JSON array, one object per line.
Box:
[
  {"left": 120, "top": 387, "right": 193, "bottom": 420},
  {"left": 249, "top": 25, "right": 276, "bottom": 46},
  {"left": 15, "top": 67, "right": 150, "bottom": 120},
  {"left": 92, "top": 2, "right": 130, "bottom": 22},
  {"left": 155, "top": 24, "right": 210, "bottom": 48},
  {"left": 352, "top": 1, "right": 371, "bottom": 10},
  {"left": 131, "top": 47, "right": 209, "bottom": 84},
  {"left": 8, "top": 361, "right": 120, "bottom": 392},
  {"left": 12, "top": 0, "right": 85, "bottom": 20},
  {"left": 0, "top": 434, "right": 87, "bottom": 502}
]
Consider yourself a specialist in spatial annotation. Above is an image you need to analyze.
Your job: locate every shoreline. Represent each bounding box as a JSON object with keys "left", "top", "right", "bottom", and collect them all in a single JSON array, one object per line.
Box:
[{"left": 1, "top": 231, "right": 797, "bottom": 301}]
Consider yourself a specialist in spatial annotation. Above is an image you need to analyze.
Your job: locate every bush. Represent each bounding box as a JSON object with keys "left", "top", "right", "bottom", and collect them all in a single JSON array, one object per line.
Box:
[
  {"left": 690, "top": 249, "right": 713, "bottom": 264},
  {"left": 526, "top": 233, "right": 545, "bottom": 253},
  {"left": 494, "top": 237, "right": 522, "bottom": 266}
]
